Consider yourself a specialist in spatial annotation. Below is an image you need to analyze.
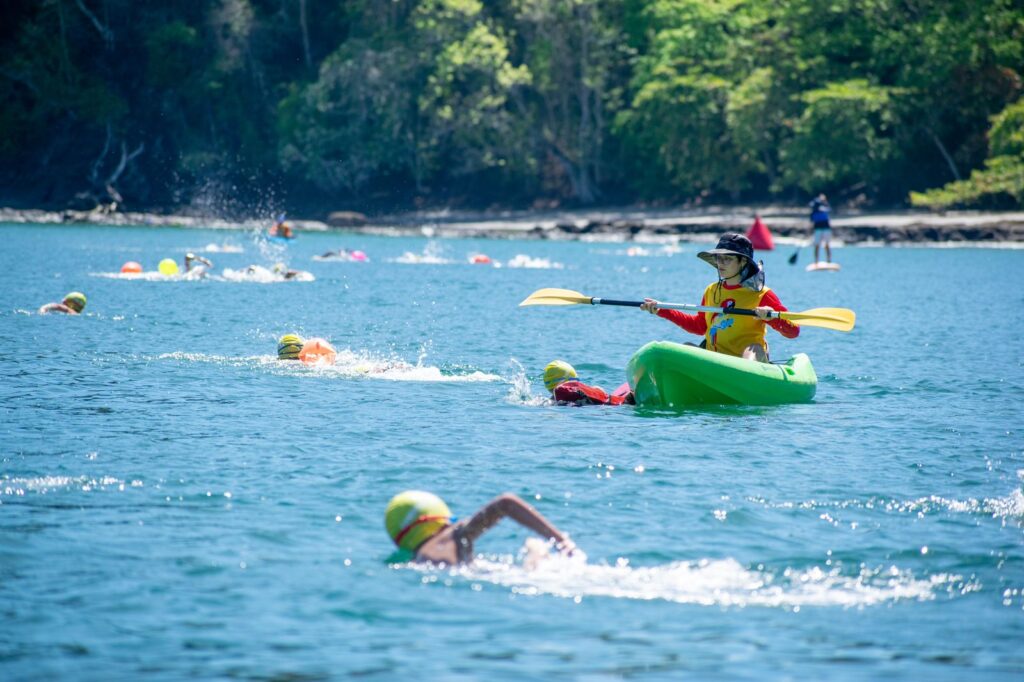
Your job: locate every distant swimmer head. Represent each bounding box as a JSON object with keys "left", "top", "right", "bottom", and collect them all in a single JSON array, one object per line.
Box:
[
  {"left": 298, "top": 337, "right": 336, "bottom": 365},
  {"left": 543, "top": 360, "right": 577, "bottom": 392},
  {"left": 63, "top": 291, "right": 87, "bottom": 313},
  {"left": 120, "top": 261, "right": 142, "bottom": 274},
  {"left": 158, "top": 258, "right": 179, "bottom": 276},
  {"left": 385, "top": 490, "right": 452, "bottom": 551},
  {"left": 277, "top": 334, "right": 304, "bottom": 360}
]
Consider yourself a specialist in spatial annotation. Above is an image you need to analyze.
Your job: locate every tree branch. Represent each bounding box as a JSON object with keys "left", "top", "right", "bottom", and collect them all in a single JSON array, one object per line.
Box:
[
  {"left": 299, "top": 0, "right": 313, "bottom": 70},
  {"left": 1, "top": 68, "right": 40, "bottom": 95},
  {"left": 106, "top": 140, "right": 145, "bottom": 187},
  {"left": 926, "top": 127, "right": 961, "bottom": 181},
  {"left": 90, "top": 122, "right": 113, "bottom": 186},
  {"left": 74, "top": 0, "right": 114, "bottom": 48}
]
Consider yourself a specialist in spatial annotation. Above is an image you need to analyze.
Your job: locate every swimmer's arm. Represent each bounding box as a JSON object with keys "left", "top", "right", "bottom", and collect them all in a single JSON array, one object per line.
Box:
[
  {"left": 460, "top": 493, "right": 576, "bottom": 554},
  {"left": 38, "top": 303, "right": 74, "bottom": 314}
]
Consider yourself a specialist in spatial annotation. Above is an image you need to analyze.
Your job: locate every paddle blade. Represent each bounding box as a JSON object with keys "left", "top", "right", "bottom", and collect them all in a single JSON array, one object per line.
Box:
[
  {"left": 781, "top": 307, "right": 856, "bottom": 332},
  {"left": 519, "top": 288, "right": 593, "bottom": 306}
]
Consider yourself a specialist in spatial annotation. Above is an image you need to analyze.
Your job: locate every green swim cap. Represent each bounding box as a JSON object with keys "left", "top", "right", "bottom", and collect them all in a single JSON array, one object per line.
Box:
[
  {"left": 543, "top": 360, "right": 577, "bottom": 392},
  {"left": 63, "top": 292, "right": 87, "bottom": 313},
  {"left": 277, "top": 334, "right": 304, "bottom": 360},
  {"left": 385, "top": 491, "right": 451, "bottom": 551}
]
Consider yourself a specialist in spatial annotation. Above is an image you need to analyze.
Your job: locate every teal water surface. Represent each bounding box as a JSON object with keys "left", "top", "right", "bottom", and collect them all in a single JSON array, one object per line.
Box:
[{"left": 1, "top": 224, "right": 1022, "bottom": 680}]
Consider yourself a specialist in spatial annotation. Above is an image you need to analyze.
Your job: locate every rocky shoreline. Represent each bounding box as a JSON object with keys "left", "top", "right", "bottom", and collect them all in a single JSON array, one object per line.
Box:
[{"left": 3, "top": 205, "right": 1024, "bottom": 244}]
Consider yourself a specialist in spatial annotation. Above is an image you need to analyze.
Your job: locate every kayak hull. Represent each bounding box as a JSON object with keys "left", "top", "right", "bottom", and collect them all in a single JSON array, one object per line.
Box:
[{"left": 626, "top": 341, "right": 817, "bottom": 407}]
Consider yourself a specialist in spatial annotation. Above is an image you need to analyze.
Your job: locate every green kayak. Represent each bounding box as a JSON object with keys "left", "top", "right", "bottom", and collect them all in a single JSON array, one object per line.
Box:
[{"left": 626, "top": 341, "right": 817, "bottom": 407}]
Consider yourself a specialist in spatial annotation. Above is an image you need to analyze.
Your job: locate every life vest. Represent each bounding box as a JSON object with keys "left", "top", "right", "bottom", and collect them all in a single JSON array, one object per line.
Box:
[
  {"left": 701, "top": 282, "right": 774, "bottom": 357},
  {"left": 554, "top": 380, "right": 634, "bottom": 406}
]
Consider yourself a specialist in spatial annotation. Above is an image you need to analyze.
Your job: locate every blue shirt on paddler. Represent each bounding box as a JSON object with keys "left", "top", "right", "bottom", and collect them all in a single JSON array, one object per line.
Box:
[{"left": 809, "top": 198, "right": 830, "bottom": 225}]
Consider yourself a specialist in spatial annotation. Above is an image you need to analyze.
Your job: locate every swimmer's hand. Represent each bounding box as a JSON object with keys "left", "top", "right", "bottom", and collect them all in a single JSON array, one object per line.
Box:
[
  {"left": 753, "top": 305, "right": 772, "bottom": 320},
  {"left": 523, "top": 537, "right": 551, "bottom": 570},
  {"left": 640, "top": 298, "right": 660, "bottom": 315}
]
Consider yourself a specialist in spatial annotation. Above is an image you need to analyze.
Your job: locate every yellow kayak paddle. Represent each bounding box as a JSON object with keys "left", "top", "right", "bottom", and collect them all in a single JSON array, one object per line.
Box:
[{"left": 519, "top": 288, "right": 855, "bottom": 332}]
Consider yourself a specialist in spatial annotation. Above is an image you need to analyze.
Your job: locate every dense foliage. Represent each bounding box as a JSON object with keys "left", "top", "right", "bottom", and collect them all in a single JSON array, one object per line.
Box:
[{"left": 2, "top": 0, "right": 1022, "bottom": 214}]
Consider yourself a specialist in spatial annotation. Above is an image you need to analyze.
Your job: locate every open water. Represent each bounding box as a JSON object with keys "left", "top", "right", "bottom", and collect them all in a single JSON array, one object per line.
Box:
[{"left": 1, "top": 223, "right": 1022, "bottom": 680}]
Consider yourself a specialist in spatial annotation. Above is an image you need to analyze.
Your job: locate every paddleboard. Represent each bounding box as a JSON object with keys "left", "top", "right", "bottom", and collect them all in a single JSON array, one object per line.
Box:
[{"left": 806, "top": 262, "right": 841, "bottom": 272}]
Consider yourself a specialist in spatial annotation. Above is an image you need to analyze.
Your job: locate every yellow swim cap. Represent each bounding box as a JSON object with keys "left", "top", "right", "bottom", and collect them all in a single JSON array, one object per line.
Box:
[
  {"left": 63, "top": 292, "right": 87, "bottom": 313},
  {"left": 277, "top": 334, "right": 304, "bottom": 360},
  {"left": 158, "top": 258, "right": 179, "bottom": 276},
  {"left": 385, "top": 491, "right": 451, "bottom": 551},
  {"left": 543, "top": 360, "right": 577, "bottom": 391}
]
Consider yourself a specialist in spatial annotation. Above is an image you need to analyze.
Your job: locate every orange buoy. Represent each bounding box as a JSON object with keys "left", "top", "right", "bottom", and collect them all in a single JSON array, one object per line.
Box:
[
  {"left": 746, "top": 215, "right": 774, "bottom": 251},
  {"left": 298, "top": 337, "right": 337, "bottom": 365},
  {"left": 471, "top": 254, "right": 492, "bottom": 264},
  {"left": 121, "top": 261, "right": 143, "bottom": 274}
]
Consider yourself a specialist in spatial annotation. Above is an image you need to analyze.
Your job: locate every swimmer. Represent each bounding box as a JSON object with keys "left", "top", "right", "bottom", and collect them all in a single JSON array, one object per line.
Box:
[
  {"left": 385, "top": 491, "right": 577, "bottom": 565},
  {"left": 184, "top": 252, "right": 213, "bottom": 273},
  {"left": 277, "top": 334, "right": 303, "bottom": 360},
  {"left": 39, "top": 291, "right": 86, "bottom": 315},
  {"left": 318, "top": 248, "right": 351, "bottom": 259},
  {"left": 272, "top": 262, "right": 311, "bottom": 280},
  {"left": 543, "top": 360, "right": 634, "bottom": 406}
]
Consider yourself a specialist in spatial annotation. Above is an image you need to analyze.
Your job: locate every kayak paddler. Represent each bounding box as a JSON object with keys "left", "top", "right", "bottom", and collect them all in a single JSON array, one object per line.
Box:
[
  {"left": 544, "top": 360, "right": 634, "bottom": 406},
  {"left": 385, "top": 491, "right": 578, "bottom": 565},
  {"left": 640, "top": 233, "right": 798, "bottom": 362},
  {"left": 269, "top": 213, "right": 294, "bottom": 239}
]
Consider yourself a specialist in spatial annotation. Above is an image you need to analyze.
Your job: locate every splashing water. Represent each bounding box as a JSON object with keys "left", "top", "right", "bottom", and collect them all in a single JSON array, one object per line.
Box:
[
  {"left": 404, "top": 552, "right": 970, "bottom": 610},
  {"left": 504, "top": 359, "right": 550, "bottom": 406},
  {"left": 221, "top": 266, "right": 314, "bottom": 283},
  {"left": 91, "top": 269, "right": 216, "bottom": 281},
  {"left": 199, "top": 242, "right": 244, "bottom": 254},
  {"left": 155, "top": 349, "right": 501, "bottom": 383},
  {"left": 505, "top": 254, "right": 565, "bottom": 269},
  {"left": 391, "top": 241, "right": 452, "bottom": 265}
]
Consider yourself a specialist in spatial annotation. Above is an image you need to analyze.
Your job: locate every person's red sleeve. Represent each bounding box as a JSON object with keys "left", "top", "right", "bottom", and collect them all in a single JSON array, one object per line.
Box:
[
  {"left": 760, "top": 290, "right": 799, "bottom": 338},
  {"left": 656, "top": 308, "right": 707, "bottom": 336}
]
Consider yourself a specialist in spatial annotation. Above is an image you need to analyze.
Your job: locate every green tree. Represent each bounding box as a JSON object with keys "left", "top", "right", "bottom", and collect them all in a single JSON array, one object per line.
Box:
[
  {"left": 613, "top": 0, "right": 758, "bottom": 199},
  {"left": 511, "top": 0, "right": 625, "bottom": 203},
  {"left": 910, "top": 98, "right": 1024, "bottom": 208},
  {"left": 414, "top": 0, "right": 533, "bottom": 193},
  {"left": 779, "top": 79, "right": 898, "bottom": 193},
  {"left": 278, "top": 43, "right": 417, "bottom": 193}
]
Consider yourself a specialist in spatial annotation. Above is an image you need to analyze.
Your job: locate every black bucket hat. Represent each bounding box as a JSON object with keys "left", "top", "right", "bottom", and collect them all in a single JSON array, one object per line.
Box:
[{"left": 697, "top": 233, "right": 755, "bottom": 268}]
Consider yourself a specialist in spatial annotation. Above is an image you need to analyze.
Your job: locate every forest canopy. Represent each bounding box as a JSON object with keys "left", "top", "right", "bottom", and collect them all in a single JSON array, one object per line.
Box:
[{"left": 2, "top": 0, "right": 1022, "bottom": 215}]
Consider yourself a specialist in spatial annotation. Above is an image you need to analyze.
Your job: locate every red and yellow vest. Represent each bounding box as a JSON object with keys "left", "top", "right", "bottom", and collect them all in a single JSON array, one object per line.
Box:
[{"left": 701, "top": 282, "right": 772, "bottom": 357}]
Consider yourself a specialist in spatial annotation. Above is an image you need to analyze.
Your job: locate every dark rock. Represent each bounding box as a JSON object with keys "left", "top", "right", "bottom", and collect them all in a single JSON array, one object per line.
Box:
[{"left": 327, "top": 211, "right": 368, "bottom": 227}]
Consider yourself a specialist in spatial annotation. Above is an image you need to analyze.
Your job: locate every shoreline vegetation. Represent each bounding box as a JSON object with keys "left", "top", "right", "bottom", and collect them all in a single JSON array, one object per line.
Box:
[
  {"left": 3, "top": 3, "right": 1021, "bottom": 224},
  {"left": 4, "top": 206, "right": 1024, "bottom": 245}
]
